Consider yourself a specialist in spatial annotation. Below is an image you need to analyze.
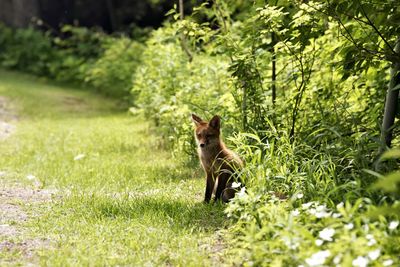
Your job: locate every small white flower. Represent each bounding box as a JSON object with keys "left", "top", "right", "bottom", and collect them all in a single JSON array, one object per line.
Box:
[
  {"left": 368, "top": 249, "right": 380, "bottom": 261},
  {"left": 74, "top": 154, "right": 85, "bottom": 161},
  {"left": 319, "top": 227, "right": 335, "bottom": 241},
  {"left": 383, "top": 259, "right": 393, "bottom": 266},
  {"left": 365, "top": 234, "right": 376, "bottom": 246},
  {"left": 26, "top": 174, "right": 36, "bottom": 180},
  {"left": 316, "top": 205, "right": 326, "bottom": 212},
  {"left": 309, "top": 208, "right": 317, "bottom": 215},
  {"left": 388, "top": 221, "right": 399, "bottom": 230},
  {"left": 305, "top": 250, "right": 331, "bottom": 266},
  {"left": 367, "top": 238, "right": 376, "bottom": 246},
  {"left": 315, "top": 211, "right": 332, "bottom": 218},
  {"left": 291, "top": 209, "right": 300, "bottom": 217},
  {"left": 333, "top": 254, "right": 342, "bottom": 264},
  {"left": 332, "top": 213, "right": 342, "bottom": 218},
  {"left": 231, "top": 182, "right": 241, "bottom": 188},
  {"left": 345, "top": 223, "right": 354, "bottom": 230},
  {"left": 352, "top": 256, "right": 369, "bottom": 267},
  {"left": 336, "top": 202, "right": 344, "bottom": 209},
  {"left": 315, "top": 239, "right": 323, "bottom": 246},
  {"left": 296, "top": 193, "right": 304, "bottom": 199},
  {"left": 237, "top": 187, "right": 246, "bottom": 198}
]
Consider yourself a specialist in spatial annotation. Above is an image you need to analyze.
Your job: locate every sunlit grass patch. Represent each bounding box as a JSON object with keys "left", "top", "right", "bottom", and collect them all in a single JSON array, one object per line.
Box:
[{"left": 0, "top": 70, "right": 231, "bottom": 266}]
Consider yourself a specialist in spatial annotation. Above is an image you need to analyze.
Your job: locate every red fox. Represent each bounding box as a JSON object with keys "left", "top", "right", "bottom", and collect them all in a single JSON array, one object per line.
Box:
[{"left": 191, "top": 114, "right": 243, "bottom": 203}]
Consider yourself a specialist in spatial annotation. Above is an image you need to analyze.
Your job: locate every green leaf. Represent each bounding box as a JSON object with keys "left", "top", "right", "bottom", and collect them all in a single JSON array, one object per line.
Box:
[
  {"left": 380, "top": 149, "right": 400, "bottom": 160},
  {"left": 371, "top": 171, "right": 400, "bottom": 192}
]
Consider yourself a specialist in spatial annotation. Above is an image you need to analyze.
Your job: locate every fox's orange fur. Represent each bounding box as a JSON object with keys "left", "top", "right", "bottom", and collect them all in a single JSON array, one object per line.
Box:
[{"left": 191, "top": 114, "right": 243, "bottom": 203}]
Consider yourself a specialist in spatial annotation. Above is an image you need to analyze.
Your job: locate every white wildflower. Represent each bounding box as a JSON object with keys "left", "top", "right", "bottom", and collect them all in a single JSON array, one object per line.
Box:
[
  {"left": 352, "top": 256, "right": 369, "bottom": 267},
  {"left": 26, "top": 174, "right": 36, "bottom": 180},
  {"left": 368, "top": 249, "right": 380, "bottom": 261},
  {"left": 332, "top": 213, "right": 342, "bottom": 218},
  {"left": 388, "top": 221, "right": 399, "bottom": 230},
  {"left": 231, "top": 182, "right": 241, "bottom": 188},
  {"left": 383, "top": 259, "right": 393, "bottom": 266},
  {"left": 366, "top": 234, "right": 376, "bottom": 246},
  {"left": 336, "top": 202, "right": 344, "bottom": 209},
  {"left": 74, "top": 154, "right": 85, "bottom": 161},
  {"left": 345, "top": 223, "right": 354, "bottom": 230},
  {"left": 315, "top": 211, "right": 332, "bottom": 218},
  {"left": 291, "top": 209, "right": 300, "bottom": 217},
  {"left": 333, "top": 254, "right": 342, "bottom": 264},
  {"left": 367, "top": 238, "right": 376, "bottom": 246},
  {"left": 237, "top": 187, "right": 246, "bottom": 198},
  {"left": 305, "top": 250, "right": 331, "bottom": 266},
  {"left": 308, "top": 208, "right": 317, "bottom": 215},
  {"left": 366, "top": 234, "right": 374, "bottom": 240},
  {"left": 315, "top": 239, "right": 323, "bottom": 246},
  {"left": 319, "top": 227, "right": 335, "bottom": 241},
  {"left": 283, "top": 236, "right": 299, "bottom": 250},
  {"left": 296, "top": 193, "right": 304, "bottom": 199}
]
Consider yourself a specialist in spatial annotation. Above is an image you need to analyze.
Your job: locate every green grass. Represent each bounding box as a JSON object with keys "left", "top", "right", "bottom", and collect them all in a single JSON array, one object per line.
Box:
[{"left": 0, "top": 70, "right": 231, "bottom": 266}]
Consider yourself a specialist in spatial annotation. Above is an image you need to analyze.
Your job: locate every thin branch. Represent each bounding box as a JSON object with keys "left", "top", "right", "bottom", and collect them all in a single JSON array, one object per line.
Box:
[{"left": 357, "top": 0, "right": 396, "bottom": 54}]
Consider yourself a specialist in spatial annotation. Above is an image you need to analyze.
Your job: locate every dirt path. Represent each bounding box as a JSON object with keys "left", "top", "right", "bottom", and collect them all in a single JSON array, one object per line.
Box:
[
  {"left": 0, "top": 96, "right": 16, "bottom": 140},
  {"left": 0, "top": 96, "right": 56, "bottom": 264}
]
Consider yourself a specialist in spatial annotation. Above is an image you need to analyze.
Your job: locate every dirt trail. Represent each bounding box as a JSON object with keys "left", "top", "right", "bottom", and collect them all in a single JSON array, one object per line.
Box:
[
  {"left": 0, "top": 96, "right": 17, "bottom": 139},
  {"left": 0, "top": 96, "right": 56, "bottom": 263}
]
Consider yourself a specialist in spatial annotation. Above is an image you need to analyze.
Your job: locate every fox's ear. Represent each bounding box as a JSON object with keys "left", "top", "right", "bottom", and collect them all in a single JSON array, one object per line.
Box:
[
  {"left": 191, "top": 114, "right": 203, "bottom": 125},
  {"left": 209, "top": 115, "right": 220, "bottom": 130}
]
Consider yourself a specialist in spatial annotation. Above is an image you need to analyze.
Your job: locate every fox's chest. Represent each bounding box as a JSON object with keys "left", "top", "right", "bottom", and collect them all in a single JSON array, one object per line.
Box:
[{"left": 199, "top": 151, "right": 226, "bottom": 174}]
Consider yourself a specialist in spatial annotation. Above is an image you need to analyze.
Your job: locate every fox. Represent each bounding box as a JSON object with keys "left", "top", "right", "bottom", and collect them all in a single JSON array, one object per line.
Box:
[{"left": 191, "top": 114, "right": 243, "bottom": 203}]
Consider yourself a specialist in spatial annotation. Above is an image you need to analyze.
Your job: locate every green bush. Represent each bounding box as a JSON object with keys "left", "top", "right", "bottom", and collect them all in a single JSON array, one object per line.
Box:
[
  {"left": 48, "top": 25, "right": 108, "bottom": 84},
  {"left": 0, "top": 24, "right": 55, "bottom": 76},
  {"left": 85, "top": 37, "right": 144, "bottom": 98},
  {"left": 132, "top": 24, "right": 238, "bottom": 158},
  {"left": 0, "top": 24, "right": 143, "bottom": 98}
]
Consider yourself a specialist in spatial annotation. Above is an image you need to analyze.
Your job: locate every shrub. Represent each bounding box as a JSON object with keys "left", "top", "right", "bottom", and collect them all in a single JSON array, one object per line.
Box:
[
  {"left": 0, "top": 24, "right": 55, "bottom": 76},
  {"left": 85, "top": 37, "right": 144, "bottom": 98},
  {"left": 132, "top": 24, "right": 238, "bottom": 158}
]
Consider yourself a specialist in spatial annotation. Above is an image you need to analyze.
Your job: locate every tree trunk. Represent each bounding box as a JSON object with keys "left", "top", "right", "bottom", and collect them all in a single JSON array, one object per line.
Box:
[
  {"left": 380, "top": 38, "right": 400, "bottom": 150},
  {"left": 105, "top": 0, "right": 117, "bottom": 32},
  {"left": 11, "top": 0, "right": 40, "bottom": 27}
]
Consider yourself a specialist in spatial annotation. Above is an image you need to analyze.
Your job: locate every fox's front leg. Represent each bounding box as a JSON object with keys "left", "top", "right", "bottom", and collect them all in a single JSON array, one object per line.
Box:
[
  {"left": 204, "top": 173, "right": 214, "bottom": 203},
  {"left": 214, "top": 173, "right": 230, "bottom": 202}
]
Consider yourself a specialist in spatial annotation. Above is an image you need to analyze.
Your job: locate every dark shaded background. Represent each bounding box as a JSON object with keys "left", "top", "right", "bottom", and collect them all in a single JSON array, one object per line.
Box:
[{"left": 0, "top": 0, "right": 200, "bottom": 32}]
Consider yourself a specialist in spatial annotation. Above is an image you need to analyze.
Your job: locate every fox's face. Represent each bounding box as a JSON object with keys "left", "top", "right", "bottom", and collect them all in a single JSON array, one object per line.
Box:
[{"left": 191, "top": 114, "right": 220, "bottom": 149}]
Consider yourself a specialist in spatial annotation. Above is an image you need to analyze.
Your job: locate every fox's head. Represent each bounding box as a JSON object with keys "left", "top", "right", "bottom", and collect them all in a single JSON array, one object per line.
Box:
[{"left": 191, "top": 114, "right": 221, "bottom": 149}]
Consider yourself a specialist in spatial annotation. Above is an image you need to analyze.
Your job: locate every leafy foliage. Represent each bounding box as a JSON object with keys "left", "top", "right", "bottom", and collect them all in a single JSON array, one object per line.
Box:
[
  {"left": 86, "top": 37, "right": 144, "bottom": 98},
  {"left": 1, "top": 0, "right": 400, "bottom": 264},
  {"left": 0, "top": 23, "right": 143, "bottom": 97}
]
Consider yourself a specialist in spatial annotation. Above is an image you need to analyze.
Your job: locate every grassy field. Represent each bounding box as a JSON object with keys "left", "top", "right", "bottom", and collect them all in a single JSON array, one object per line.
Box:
[{"left": 0, "top": 70, "right": 231, "bottom": 266}]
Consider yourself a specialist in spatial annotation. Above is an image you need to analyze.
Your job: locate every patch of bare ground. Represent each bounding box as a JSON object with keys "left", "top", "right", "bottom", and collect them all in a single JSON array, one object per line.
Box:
[
  {"left": 0, "top": 96, "right": 17, "bottom": 140},
  {"left": 61, "top": 95, "right": 90, "bottom": 112},
  {"left": 0, "top": 96, "right": 56, "bottom": 264},
  {"left": 0, "top": 179, "right": 57, "bottom": 264}
]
